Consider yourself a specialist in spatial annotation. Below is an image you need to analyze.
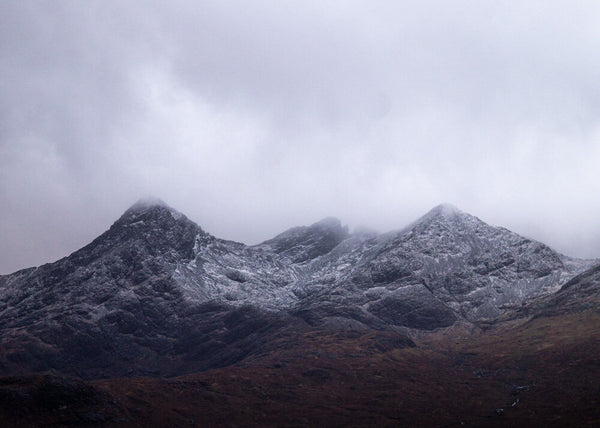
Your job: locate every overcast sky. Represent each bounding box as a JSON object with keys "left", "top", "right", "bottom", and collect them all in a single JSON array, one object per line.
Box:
[{"left": 2, "top": 1, "right": 600, "bottom": 273}]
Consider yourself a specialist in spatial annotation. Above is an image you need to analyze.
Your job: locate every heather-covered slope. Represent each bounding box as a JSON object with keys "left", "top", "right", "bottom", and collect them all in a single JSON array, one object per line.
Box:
[{"left": 3, "top": 311, "right": 600, "bottom": 427}]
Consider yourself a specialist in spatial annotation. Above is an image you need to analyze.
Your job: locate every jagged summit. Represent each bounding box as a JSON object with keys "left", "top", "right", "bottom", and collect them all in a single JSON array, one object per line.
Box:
[
  {"left": 429, "top": 202, "right": 462, "bottom": 215},
  {"left": 310, "top": 216, "right": 344, "bottom": 229},
  {"left": 420, "top": 202, "right": 473, "bottom": 222},
  {"left": 60, "top": 198, "right": 205, "bottom": 273},
  {"left": 114, "top": 198, "right": 190, "bottom": 228},
  {"left": 260, "top": 217, "right": 350, "bottom": 263},
  {"left": 399, "top": 202, "right": 484, "bottom": 235},
  {"left": 124, "top": 197, "right": 183, "bottom": 217}
]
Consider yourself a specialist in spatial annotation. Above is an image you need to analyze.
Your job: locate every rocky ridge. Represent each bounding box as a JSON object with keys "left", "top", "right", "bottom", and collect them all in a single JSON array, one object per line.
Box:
[{"left": 0, "top": 199, "right": 597, "bottom": 378}]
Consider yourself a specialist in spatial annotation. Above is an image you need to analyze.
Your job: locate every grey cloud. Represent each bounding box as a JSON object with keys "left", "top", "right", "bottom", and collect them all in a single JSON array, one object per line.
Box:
[{"left": 1, "top": 1, "right": 600, "bottom": 273}]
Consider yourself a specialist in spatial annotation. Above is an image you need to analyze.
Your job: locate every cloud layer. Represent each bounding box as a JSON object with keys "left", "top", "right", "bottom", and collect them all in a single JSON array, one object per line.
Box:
[{"left": 2, "top": 1, "right": 600, "bottom": 273}]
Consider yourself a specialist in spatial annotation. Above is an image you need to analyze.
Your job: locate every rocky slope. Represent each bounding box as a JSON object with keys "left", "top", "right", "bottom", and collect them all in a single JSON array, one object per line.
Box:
[
  {"left": 287, "top": 203, "right": 594, "bottom": 331},
  {"left": 511, "top": 262, "right": 600, "bottom": 319},
  {"left": 0, "top": 199, "right": 595, "bottom": 378},
  {"left": 0, "top": 200, "right": 300, "bottom": 378}
]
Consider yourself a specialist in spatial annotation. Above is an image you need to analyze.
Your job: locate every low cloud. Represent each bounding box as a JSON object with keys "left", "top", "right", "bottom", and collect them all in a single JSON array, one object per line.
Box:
[{"left": 2, "top": 1, "right": 600, "bottom": 272}]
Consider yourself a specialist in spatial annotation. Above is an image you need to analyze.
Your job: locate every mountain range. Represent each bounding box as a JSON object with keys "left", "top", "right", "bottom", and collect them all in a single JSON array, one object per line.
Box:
[{"left": 1, "top": 199, "right": 599, "bottom": 426}]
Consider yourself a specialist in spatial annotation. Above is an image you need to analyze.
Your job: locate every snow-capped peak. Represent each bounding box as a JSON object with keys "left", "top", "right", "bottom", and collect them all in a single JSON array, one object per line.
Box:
[
  {"left": 425, "top": 203, "right": 466, "bottom": 219},
  {"left": 123, "top": 197, "right": 185, "bottom": 221},
  {"left": 396, "top": 202, "right": 472, "bottom": 235},
  {"left": 129, "top": 197, "right": 170, "bottom": 212},
  {"left": 433, "top": 202, "right": 461, "bottom": 214}
]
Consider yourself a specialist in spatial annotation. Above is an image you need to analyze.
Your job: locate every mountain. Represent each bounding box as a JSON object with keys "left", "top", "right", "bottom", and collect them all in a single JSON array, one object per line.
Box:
[
  {"left": 0, "top": 199, "right": 595, "bottom": 379},
  {"left": 0, "top": 200, "right": 300, "bottom": 378},
  {"left": 288, "top": 203, "right": 592, "bottom": 330}
]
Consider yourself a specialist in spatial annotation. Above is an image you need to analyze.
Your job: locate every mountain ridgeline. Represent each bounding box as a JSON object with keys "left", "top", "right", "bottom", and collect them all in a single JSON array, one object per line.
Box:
[{"left": 0, "top": 200, "right": 597, "bottom": 379}]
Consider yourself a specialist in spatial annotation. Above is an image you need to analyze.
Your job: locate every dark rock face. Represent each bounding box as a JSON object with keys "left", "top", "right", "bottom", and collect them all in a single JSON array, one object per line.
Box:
[
  {"left": 0, "top": 200, "right": 595, "bottom": 378},
  {"left": 260, "top": 217, "right": 350, "bottom": 263},
  {"left": 368, "top": 288, "right": 457, "bottom": 330},
  {"left": 516, "top": 262, "right": 600, "bottom": 318},
  {"left": 557, "top": 263, "right": 600, "bottom": 297}
]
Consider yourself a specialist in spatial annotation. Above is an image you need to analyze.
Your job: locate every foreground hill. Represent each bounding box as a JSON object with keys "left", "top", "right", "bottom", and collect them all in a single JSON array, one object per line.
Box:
[
  {"left": 0, "top": 199, "right": 595, "bottom": 379},
  {"left": 2, "top": 310, "right": 599, "bottom": 427}
]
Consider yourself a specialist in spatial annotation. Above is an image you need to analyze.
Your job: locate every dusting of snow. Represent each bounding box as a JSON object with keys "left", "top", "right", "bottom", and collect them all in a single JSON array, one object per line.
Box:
[{"left": 1, "top": 201, "right": 598, "bottom": 340}]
